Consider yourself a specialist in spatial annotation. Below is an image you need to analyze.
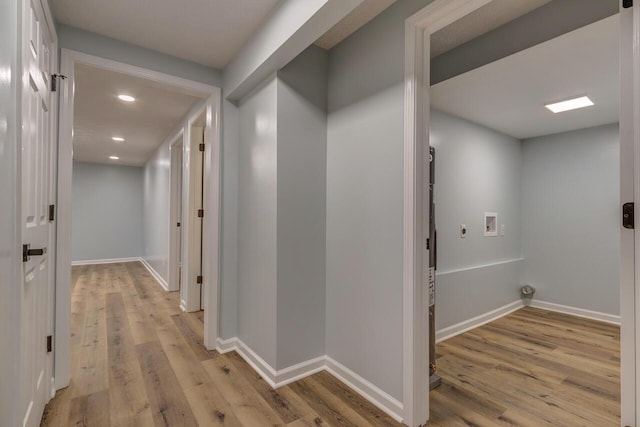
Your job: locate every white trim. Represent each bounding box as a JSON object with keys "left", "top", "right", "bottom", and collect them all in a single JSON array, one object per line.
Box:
[
  {"left": 215, "top": 338, "right": 404, "bottom": 422},
  {"left": 403, "top": 1, "right": 492, "bottom": 425},
  {"left": 71, "top": 257, "right": 141, "bottom": 266},
  {"left": 56, "top": 49, "right": 221, "bottom": 391},
  {"left": 325, "top": 357, "right": 404, "bottom": 423},
  {"left": 140, "top": 258, "right": 169, "bottom": 292},
  {"left": 168, "top": 132, "right": 184, "bottom": 293},
  {"left": 528, "top": 300, "right": 621, "bottom": 325},
  {"left": 436, "top": 257, "right": 523, "bottom": 276},
  {"left": 436, "top": 300, "right": 523, "bottom": 343}
]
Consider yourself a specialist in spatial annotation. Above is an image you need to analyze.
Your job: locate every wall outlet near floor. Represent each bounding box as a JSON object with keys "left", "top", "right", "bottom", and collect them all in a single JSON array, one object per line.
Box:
[
  {"left": 500, "top": 224, "right": 505, "bottom": 236},
  {"left": 460, "top": 224, "right": 467, "bottom": 238}
]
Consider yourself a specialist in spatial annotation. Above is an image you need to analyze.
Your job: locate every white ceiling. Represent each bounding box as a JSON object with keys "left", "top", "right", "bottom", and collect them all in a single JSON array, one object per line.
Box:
[
  {"left": 73, "top": 63, "right": 204, "bottom": 166},
  {"left": 431, "top": 15, "right": 619, "bottom": 140},
  {"left": 431, "top": 0, "right": 552, "bottom": 58},
  {"left": 51, "top": 0, "right": 279, "bottom": 69}
]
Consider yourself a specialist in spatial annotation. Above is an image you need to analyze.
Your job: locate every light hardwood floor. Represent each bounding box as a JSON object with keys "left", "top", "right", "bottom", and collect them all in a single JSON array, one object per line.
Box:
[{"left": 41, "top": 262, "right": 620, "bottom": 426}]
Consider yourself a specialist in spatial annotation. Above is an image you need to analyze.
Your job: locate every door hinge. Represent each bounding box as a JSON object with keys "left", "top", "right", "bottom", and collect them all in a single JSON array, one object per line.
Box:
[
  {"left": 426, "top": 238, "right": 430, "bottom": 250},
  {"left": 199, "top": 143, "right": 205, "bottom": 152},
  {"left": 51, "top": 73, "right": 67, "bottom": 92},
  {"left": 198, "top": 209, "right": 204, "bottom": 218},
  {"left": 49, "top": 204, "right": 55, "bottom": 222},
  {"left": 623, "top": 202, "right": 634, "bottom": 229},
  {"left": 46, "top": 335, "right": 52, "bottom": 353},
  {"left": 196, "top": 275, "right": 203, "bottom": 284},
  {"left": 623, "top": 0, "right": 633, "bottom": 8},
  {"left": 177, "top": 222, "right": 181, "bottom": 227}
]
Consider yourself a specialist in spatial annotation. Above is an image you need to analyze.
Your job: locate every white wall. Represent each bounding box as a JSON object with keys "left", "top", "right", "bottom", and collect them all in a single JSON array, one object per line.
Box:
[
  {"left": 237, "top": 76, "right": 279, "bottom": 367},
  {"left": 142, "top": 140, "right": 172, "bottom": 279},
  {"left": 522, "top": 123, "right": 620, "bottom": 315},
  {"left": 431, "top": 110, "right": 523, "bottom": 330},
  {"left": 326, "top": 0, "right": 434, "bottom": 401},
  {"left": 0, "top": 0, "right": 21, "bottom": 423},
  {"left": 72, "top": 161, "right": 143, "bottom": 262},
  {"left": 276, "top": 46, "right": 328, "bottom": 369}
]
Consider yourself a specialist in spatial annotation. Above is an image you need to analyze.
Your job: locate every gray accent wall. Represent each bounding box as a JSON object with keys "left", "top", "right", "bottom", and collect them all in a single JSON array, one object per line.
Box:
[
  {"left": 72, "top": 161, "right": 143, "bottom": 261},
  {"left": 237, "top": 76, "right": 279, "bottom": 368},
  {"left": 522, "top": 124, "right": 620, "bottom": 315},
  {"left": 276, "top": 46, "right": 328, "bottom": 369},
  {"left": 58, "top": 24, "right": 222, "bottom": 87},
  {"left": 431, "top": 110, "right": 523, "bottom": 330},
  {"left": 326, "top": 0, "right": 435, "bottom": 402}
]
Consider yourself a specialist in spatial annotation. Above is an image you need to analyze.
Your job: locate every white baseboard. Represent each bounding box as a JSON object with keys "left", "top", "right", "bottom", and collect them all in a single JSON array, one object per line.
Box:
[
  {"left": 528, "top": 300, "right": 620, "bottom": 325},
  {"left": 180, "top": 299, "right": 187, "bottom": 312},
  {"left": 215, "top": 337, "right": 404, "bottom": 423},
  {"left": 325, "top": 356, "right": 404, "bottom": 423},
  {"left": 436, "top": 300, "right": 523, "bottom": 343},
  {"left": 139, "top": 258, "right": 169, "bottom": 292},
  {"left": 71, "top": 256, "right": 141, "bottom": 266}
]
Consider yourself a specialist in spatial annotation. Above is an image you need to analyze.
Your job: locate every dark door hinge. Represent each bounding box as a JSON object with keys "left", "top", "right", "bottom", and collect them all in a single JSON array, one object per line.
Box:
[
  {"left": 177, "top": 222, "right": 181, "bottom": 227},
  {"left": 49, "top": 204, "right": 55, "bottom": 222},
  {"left": 623, "top": 202, "right": 634, "bottom": 229},
  {"left": 199, "top": 143, "right": 205, "bottom": 152},
  {"left": 196, "top": 275, "right": 203, "bottom": 284},
  {"left": 198, "top": 209, "right": 204, "bottom": 218},
  {"left": 51, "top": 73, "right": 67, "bottom": 92},
  {"left": 46, "top": 335, "right": 52, "bottom": 353},
  {"left": 623, "top": 0, "right": 633, "bottom": 8}
]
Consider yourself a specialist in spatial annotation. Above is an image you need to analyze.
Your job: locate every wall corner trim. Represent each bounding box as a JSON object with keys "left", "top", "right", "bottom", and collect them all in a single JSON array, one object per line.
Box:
[
  {"left": 139, "top": 258, "right": 169, "bottom": 292},
  {"left": 214, "top": 338, "right": 404, "bottom": 423}
]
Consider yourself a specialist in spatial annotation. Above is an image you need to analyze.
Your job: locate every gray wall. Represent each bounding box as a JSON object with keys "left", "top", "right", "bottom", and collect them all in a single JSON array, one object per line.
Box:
[
  {"left": 142, "top": 138, "right": 172, "bottom": 280},
  {"left": 58, "top": 24, "right": 222, "bottom": 87},
  {"left": 431, "top": 110, "right": 523, "bottom": 330},
  {"left": 237, "top": 76, "right": 279, "bottom": 368},
  {"left": 0, "top": 0, "right": 20, "bottom": 423},
  {"left": 326, "top": 0, "right": 434, "bottom": 401},
  {"left": 276, "top": 46, "right": 328, "bottom": 369},
  {"left": 72, "top": 161, "right": 143, "bottom": 261},
  {"left": 522, "top": 124, "right": 620, "bottom": 315}
]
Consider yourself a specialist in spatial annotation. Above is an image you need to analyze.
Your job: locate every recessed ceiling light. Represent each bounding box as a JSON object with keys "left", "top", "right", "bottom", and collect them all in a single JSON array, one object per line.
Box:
[
  {"left": 112, "top": 137, "right": 125, "bottom": 142},
  {"left": 109, "top": 156, "right": 119, "bottom": 160},
  {"left": 117, "top": 94, "right": 135, "bottom": 102},
  {"left": 545, "top": 96, "right": 594, "bottom": 113}
]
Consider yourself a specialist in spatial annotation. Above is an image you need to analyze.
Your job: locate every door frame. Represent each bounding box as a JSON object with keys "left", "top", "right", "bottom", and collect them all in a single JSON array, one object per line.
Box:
[
  {"left": 403, "top": 1, "right": 638, "bottom": 426},
  {"left": 56, "top": 49, "right": 222, "bottom": 389},
  {"left": 168, "top": 132, "right": 184, "bottom": 293}
]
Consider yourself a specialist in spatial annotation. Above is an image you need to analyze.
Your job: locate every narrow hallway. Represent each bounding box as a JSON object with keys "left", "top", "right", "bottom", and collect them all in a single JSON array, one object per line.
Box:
[{"left": 40, "top": 262, "right": 401, "bottom": 427}]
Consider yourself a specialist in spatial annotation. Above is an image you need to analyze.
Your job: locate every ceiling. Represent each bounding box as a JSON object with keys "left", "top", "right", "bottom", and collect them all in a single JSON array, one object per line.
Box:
[
  {"left": 73, "top": 63, "right": 204, "bottom": 166},
  {"left": 431, "top": 0, "right": 552, "bottom": 58},
  {"left": 51, "top": 0, "right": 279, "bottom": 69},
  {"left": 431, "top": 15, "right": 619, "bottom": 140}
]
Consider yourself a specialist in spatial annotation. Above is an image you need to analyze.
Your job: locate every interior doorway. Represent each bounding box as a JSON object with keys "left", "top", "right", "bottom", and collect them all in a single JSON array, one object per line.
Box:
[
  {"left": 402, "top": 1, "right": 638, "bottom": 426},
  {"left": 169, "top": 134, "right": 184, "bottom": 292}
]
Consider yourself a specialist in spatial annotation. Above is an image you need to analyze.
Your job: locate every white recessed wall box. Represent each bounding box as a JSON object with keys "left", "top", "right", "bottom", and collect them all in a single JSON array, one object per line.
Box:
[{"left": 484, "top": 212, "right": 497, "bottom": 237}]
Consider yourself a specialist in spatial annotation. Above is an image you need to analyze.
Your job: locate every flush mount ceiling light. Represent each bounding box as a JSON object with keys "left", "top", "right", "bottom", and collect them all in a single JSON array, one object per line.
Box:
[
  {"left": 109, "top": 156, "right": 119, "bottom": 160},
  {"left": 545, "top": 96, "right": 594, "bottom": 113},
  {"left": 111, "top": 136, "right": 125, "bottom": 142},
  {"left": 117, "top": 94, "right": 135, "bottom": 102}
]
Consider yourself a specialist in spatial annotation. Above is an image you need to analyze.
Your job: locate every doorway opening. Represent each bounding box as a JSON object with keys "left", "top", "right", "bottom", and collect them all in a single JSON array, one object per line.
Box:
[{"left": 169, "top": 133, "right": 184, "bottom": 293}]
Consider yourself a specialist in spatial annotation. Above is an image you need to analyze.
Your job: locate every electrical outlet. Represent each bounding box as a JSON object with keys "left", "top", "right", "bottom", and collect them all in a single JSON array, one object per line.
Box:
[
  {"left": 500, "top": 224, "right": 505, "bottom": 236},
  {"left": 460, "top": 224, "right": 467, "bottom": 238}
]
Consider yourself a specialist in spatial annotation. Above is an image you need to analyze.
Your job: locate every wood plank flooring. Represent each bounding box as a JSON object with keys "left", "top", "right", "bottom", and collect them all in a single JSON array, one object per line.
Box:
[{"left": 41, "top": 262, "right": 620, "bottom": 426}]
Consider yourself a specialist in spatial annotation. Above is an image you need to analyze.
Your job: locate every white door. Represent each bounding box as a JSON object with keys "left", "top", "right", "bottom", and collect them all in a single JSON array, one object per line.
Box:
[{"left": 20, "top": 0, "right": 55, "bottom": 425}]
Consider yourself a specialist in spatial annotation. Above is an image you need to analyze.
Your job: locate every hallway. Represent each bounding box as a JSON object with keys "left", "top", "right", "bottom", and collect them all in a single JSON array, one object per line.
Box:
[{"left": 40, "top": 262, "right": 401, "bottom": 426}]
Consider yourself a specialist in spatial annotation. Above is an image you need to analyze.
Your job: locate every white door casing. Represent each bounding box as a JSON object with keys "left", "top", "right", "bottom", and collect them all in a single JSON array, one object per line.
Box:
[
  {"left": 169, "top": 134, "right": 184, "bottom": 292},
  {"left": 20, "top": 0, "right": 57, "bottom": 425}
]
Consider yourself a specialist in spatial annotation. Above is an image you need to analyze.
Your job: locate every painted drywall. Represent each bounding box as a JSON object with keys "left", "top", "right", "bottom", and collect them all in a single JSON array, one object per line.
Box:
[
  {"left": 430, "top": 109, "right": 523, "bottom": 330},
  {"left": 142, "top": 137, "right": 172, "bottom": 281},
  {"left": 72, "top": 161, "right": 143, "bottom": 261},
  {"left": 57, "top": 24, "right": 222, "bottom": 87},
  {"left": 237, "top": 76, "right": 279, "bottom": 368},
  {"left": 276, "top": 46, "right": 328, "bottom": 369},
  {"left": 522, "top": 123, "right": 620, "bottom": 315},
  {"left": 0, "top": 0, "right": 20, "bottom": 423},
  {"left": 431, "top": 0, "right": 619, "bottom": 85},
  {"left": 220, "top": 98, "right": 239, "bottom": 339},
  {"left": 326, "top": 0, "right": 434, "bottom": 401}
]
